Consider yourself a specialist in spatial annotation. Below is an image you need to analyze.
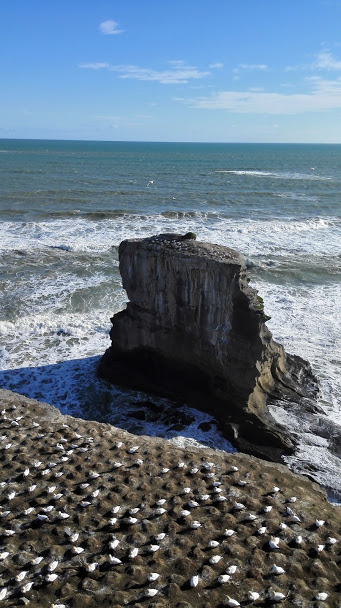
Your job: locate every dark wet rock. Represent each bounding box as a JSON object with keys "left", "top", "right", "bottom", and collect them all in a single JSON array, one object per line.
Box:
[{"left": 99, "top": 234, "right": 320, "bottom": 462}]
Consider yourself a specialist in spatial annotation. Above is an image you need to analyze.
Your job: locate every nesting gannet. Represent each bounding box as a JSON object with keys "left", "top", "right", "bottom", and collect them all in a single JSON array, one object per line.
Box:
[
  {"left": 258, "top": 526, "right": 267, "bottom": 535},
  {"left": 218, "top": 574, "right": 230, "bottom": 583},
  {"left": 47, "top": 560, "right": 59, "bottom": 572},
  {"left": 248, "top": 591, "right": 260, "bottom": 601},
  {"left": 224, "top": 596, "right": 240, "bottom": 607},
  {"left": 146, "top": 180, "right": 154, "bottom": 187},
  {"left": 45, "top": 573, "right": 58, "bottom": 582},
  {"left": 154, "top": 507, "right": 166, "bottom": 515},
  {"left": 70, "top": 533, "right": 79, "bottom": 543},
  {"left": 180, "top": 510, "right": 191, "bottom": 517},
  {"left": 129, "top": 548, "right": 139, "bottom": 558},
  {"left": 147, "top": 573, "right": 160, "bottom": 582},
  {"left": 0, "top": 552, "right": 10, "bottom": 560},
  {"left": 326, "top": 536, "right": 337, "bottom": 544},
  {"left": 288, "top": 496, "right": 297, "bottom": 503},
  {"left": 209, "top": 555, "right": 222, "bottom": 564},
  {"left": 126, "top": 516, "right": 138, "bottom": 524},
  {"left": 279, "top": 522, "right": 287, "bottom": 530},
  {"left": 109, "top": 555, "right": 122, "bottom": 565},
  {"left": 156, "top": 499, "right": 166, "bottom": 506},
  {"left": 0, "top": 588, "right": 7, "bottom": 601},
  {"left": 208, "top": 540, "right": 220, "bottom": 548},
  {"left": 190, "top": 467, "right": 199, "bottom": 474},
  {"left": 182, "top": 487, "right": 192, "bottom": 494},
  {"left": 129, "top": 507, "right": 140, "bottom": 514},
  {"left": 86, "top": 562, "right": 98, "bottom": 572},
  {"left": 224, "top": 529, "right": 236, "bottom": 537},
  {"left": 145, "top": 588, "right": 158, "bottom": 597},
  {"left": 268, "top": 588, "right": 286, "bottom": 601},
  {"left": 269, "top": 536, "right": 280, "bottom": 549},
  {"left": 147, "top": 544, "right": 160, "bottom": 553},
  {"left": 187, "top": 500, "right": 199, "bottom": 508},
  {"left": 199, "top": 494, "right": 210, "bottom": 501},
  {"left": 155, "top": 532, "right": 166, "bottom": 541},
  {"left": 21, "top": 581, "right": 34, "bottom": 593},
  {"left": 234, "top": 502, "right": 246, "bottom": 510},
  {"left": 295, "top": 535, "right": 303, "bottom": 544},
  {"left": 15, "top": 570, "right": 28, "bottom": 582},
  {"left": 315, "top": 592, "right": 328, "bottom": 601},
  {"left": 190, "top": 520, "right": 201, "bottom": 529},
  {"left": 226, "top": 565, "right": 237, "bottom": 575},
  {"left": 190, "top": 575, "right": 199, "bottom": 587},
  {"left": 31, "top": 556, "right": 43, "bottom": 565},
  {"left": 315, "top": 519, "right": 325, "bottom": 527},
  {"left": 271, "top": 565, "right": 285, "bottom": 575}
]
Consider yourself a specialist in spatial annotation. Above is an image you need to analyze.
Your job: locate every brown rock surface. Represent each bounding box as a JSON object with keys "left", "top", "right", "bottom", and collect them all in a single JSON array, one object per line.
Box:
[
  {"left": 99, "top": 234, "right": 319, "bottom": 460},
  {"left": 0, "top": 388, "right": 340, "bottom": 608}
]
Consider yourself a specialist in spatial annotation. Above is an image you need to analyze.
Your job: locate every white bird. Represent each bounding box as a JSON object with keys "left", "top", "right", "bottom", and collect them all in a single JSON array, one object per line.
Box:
[
  {"left": 156, "top": 499, "right": 166, "bottom": 506},
  {"left": 92, "top": 489, "right": 100, "bottom": 498},
  {"left": 295, "top": 535, "right": 303, "bottom": 544},
  {"left": 224, "top": 596, "right": 240, "bottom": 607},
  {"left": 230, "top": 466, "right": 239, "bottom": 472},
  {"left": 199, "top": 494, "right": 210, "bottom": 501},
  {"left": 316, "top": 544, "right": 325, "bottom": 553},
  {"left": 0, "top": 511, "right": 10, "bottom": 518},
  {"left": 315, "top": 592, "right": 328, "bottom": 601},
  {"left": 15, "top": 571, "right": 28, "bottom": 582},
  {"left": 70, "top": 533, "right": 79, "bottom": 543},
  {"left": 177, "top": 461, "right": 185, "bottom": 468},
  {"left": 21, "top": 581, "right": 34, "bottom": 593},
  {"left": 279, "top": 522, "right": 287, "bottom": 530},
  {"left": 226, "top": 565, "right": 237, "bottom": 575},
  {"left": 45, "top": 573, "right": 58, "bottom": 582},
  {"left": 161, "top": 467, "right": 169, "bottom": 473},
  {"left": 180, "top": 510, "right": 191, "bottom": 517},
  {"left": 272, "top": 565, "right": 285, "bottom": 575},
  {"left": 288, "top": 496, "right": 297, "bottom": 503},
  {"left": 326, "top": 536, "right": 337, "bottom": 545},
  {"left": 316, "top": 519, "right": 325, "bottom": 527},
  {"left": 234, "top": 502, "right": 246, "bottom": 510},
  {"left": 111, "top": 506, "right": 121, "bottom": 514},
  {"left": 155, "top": 533, "right": 166, "bottom": 541},
  {"left": 24, "top": 507, "right": 35, "bottom": 515},
  {"left": 129, "top": 507, "right": 140, "bottom": 514},
  {"left": 31, "top": 556, "right": 43, "bottom": 565},
  {"left": 147, "top": 573, "right": 159, "bottom": 582},
  {"left": 109, "top": 555, "right": 122, "bottom": 565},
  {"left": 109, "top": 539, "right": 120, "bottom": 550},
  {"left": 218, "top": 575, "right": 230, "bottom": 583},
  {"left": 208, "top": 540, "right": 220, "bottom": 548},
  {"left": 85, "top": 563, "right": 98, "bottom": 572},
  {"left": 129, "top": 548, "right": 139, "bottom": 558},
  {"left": 258, "top": 527, "right": 267, "bottom": 535},
  {"left": 190, "top": 520, "right": 201, "bottom": 529},
  {"left": 190, "top": 575, "right": 199, "bottom": 587},
  {"left": 48, "top": 560, "right": 59, "bottom": 572},
  {"left": 217, "top": 495, "right": 227, "bottom": 502},
  {"left": 73, "top": 547, "right": 84, "bottom": 554},
  {"left": 0, "top": 553, "right": 9, "bottom": 560},
  {"left": 0, "top": 588, "right": 7, "bottom": 601},
  {"left": 188, "top": 500, "right": 199, "bottom": 508},
  {"left": 269, "top": 536, "right": 280, "bottom": 549},
  {"left": 126, "top": 517, "right": 138, "bottom": 525},
  {"left": 147, "top": 181, "right": 154, "bottom": 187},
  {"left": 271, "top": 486, "right": 280, "bottom": 493},
  {"left": 224, "top": 529, "right": 235, "bottom": 537},
  {"left": 37, "top": 514, "right": 49, "bottom": 521},
  {"left": 147, "top": 545, "right": 160, "bottom": 553},
  {"left": 190, "top": 467, "right": 199, "bottom": 474},
  {"left": 264, "top": 505, "right": 272, "bottom": 513},
  {"left": 268, "top": 588, "right": 286, "bottom": 602},
  {"left": 248, "top": 591, "right": 260, "bottom": 601},
  {"left": 116, "top": 441, "right": 123, "bottom": 448},
  {"left": 182, "top": 487, "right": 192, "bottom": 494},
  {"left": 58, "top": 511, "right": 70, "bottom": 520},
  {"left": 109, "top": 517, "right": 117, "bottom": 525},
  {"left": 247, "top": 514, "right": 257, "bottom": 521},
  {"left": 144, "top": 589, "right": 159, "bottom": 599},
  {"left": 48, "top": 486, "right": 57, "bottom": 494},
  {"left": 128, "top": 446, "right": 139, "bottom": 453},
  {"left": 154, "top": 508, "right": 166, "bottom": 515},
  {"left": 80, "top": 501, "right": 91, "bottom": 508},
  {"left": 237, "top": 480, "right": 247, "bottom": 486},
  {"left": 209, "top": 555, "right": 222, "bottom": 564}
]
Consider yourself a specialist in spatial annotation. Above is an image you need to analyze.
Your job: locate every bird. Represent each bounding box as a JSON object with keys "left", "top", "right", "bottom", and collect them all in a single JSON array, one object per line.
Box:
[
  {"left": 182, "top": 487, "right": 192, "bottom": 494},
  {"left": 271, "top": 565, "right": 285, "bottom": 575},
  {"left": 226, "top": 565, "right": 237, "bottom": 575},
  {"left": 269, "top": 536, "right": 280, "bottom": 549},
  {"left": 208, "top": 540, "right": 220, "bottom": 548},
  {"left": 47, "top": 560, "right": 59, "bottom": 572},
  {"left": 224, "top": 529, "right": 235, "bottom": 537},
  {"left": 21, "top": 581, "right": 34, "bottom": 593},
  {"left": 154, "top": 507, "right": 167, "bottom": 515},
  {"left": 147, "top": 573, "right": 159, "bottom": 582},
  {"left": 147, "top": 545, "right": 160, "bottom": 553},
  {"left": 279, "top": 522, "right": 287, "bottom": 530},
  {"left": 85, "top": 562, "right": 98, "bottom": 572},
  {"left": 218, "top": 575, "right": 230, "bottom": 584},
  {"left": 73, "top": 547, "right": 84, "bottom": 554},
  {"left": 268, "top": 588, "right": 286, "bottom": 602},
  {"left": 315, "top": 519, "right": 325, "bottom": 527},
  {"left": 258, "top": 526, "right": 267, "bottom": 535},
  {"left": 315, "top": 592, "right": 328, "bottom": 601},
  {"left": 129, "top": 548, "right": 139, "bottom": 558},
  {"left": 326, "top": 536, "right": 337, "bottom": 544},
  {"left": 45, "top": 573, "right": 58, "bottom": 582},
  {"left": 0, "top": 552, "right": 10, "bottom": 560},
  {"left": 144, "top": 588, "right": 158, "bottom": 597},
  {"left": 15, "top": 571, "right": 28, "bottom": 582},
  {"left": 234, "top": 502, "right": 246, "bottom": 510},
  {"left": 224, "top": 596, "right": 240, "bottom": 607},
  {"left": 147, "top": 180, "right": 154, "bottom": 187},
  {"left": 190, "top": 575, "right": 199, "bottom": 587},
  {"left": 0, "top": 588, "right": 7, "bottom": 601},
  {"left": 109, "top": 555, "right": 122, "bottom": 565},
  {"left": 209, "top": 555, "right": 222, "bottom": 564},
  {"left": 248, "top": 591, "right": 260, "bottom": 601},
  {"left": 190, "top": 521, "right": 201, "bottom": 529}
]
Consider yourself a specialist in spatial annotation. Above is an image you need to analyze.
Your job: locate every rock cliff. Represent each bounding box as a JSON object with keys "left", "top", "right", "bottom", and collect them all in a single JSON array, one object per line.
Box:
[{"left": 99, "top": 234, "right": 319, "bottom": 461}]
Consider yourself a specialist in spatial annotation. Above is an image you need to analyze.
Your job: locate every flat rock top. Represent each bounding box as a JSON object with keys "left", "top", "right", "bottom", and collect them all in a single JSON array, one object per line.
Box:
[
  {"left": 122, "top": 234, "right": 245, "bottom": 266},
  {"left": 0, "top": 389, "right": 340, "bottom": 608}
]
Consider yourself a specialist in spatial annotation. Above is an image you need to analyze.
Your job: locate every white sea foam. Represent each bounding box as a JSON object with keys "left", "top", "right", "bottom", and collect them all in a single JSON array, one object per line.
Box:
[{"left": 216, "top": 170, "right": 333, "bottom": 181}]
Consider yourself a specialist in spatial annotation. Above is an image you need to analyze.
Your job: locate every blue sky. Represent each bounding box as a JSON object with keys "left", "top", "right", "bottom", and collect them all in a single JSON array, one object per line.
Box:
[{"left": 2, "top": 0, "right": 341, "bottom": 142}]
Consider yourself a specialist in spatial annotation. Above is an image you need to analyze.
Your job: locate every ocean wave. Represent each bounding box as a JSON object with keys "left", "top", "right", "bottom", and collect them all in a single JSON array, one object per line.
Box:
[{"left": 216, "top": 169, "right": 333, "bottom": 181}]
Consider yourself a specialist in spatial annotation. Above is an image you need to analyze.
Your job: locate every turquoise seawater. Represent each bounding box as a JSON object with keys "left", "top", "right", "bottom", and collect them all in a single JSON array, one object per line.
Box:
[{"left": 0, "top": 139, "right": 340, "bottom": 495}]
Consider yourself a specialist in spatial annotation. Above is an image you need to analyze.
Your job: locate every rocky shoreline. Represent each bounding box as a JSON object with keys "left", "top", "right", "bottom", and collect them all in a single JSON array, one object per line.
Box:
[{"left": 0, "top": 388, "right": 340, "bottom": 608}]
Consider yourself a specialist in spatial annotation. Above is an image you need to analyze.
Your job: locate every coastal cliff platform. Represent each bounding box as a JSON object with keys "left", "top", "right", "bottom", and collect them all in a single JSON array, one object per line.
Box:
[{"left": 0, "top": 389, "right": 340, "bottom": 608}]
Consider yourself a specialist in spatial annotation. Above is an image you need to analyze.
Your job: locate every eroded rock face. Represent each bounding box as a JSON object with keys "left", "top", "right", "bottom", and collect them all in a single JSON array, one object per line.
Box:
[{"left": 99, "top": 234, "right": 319, "bottom": 461}]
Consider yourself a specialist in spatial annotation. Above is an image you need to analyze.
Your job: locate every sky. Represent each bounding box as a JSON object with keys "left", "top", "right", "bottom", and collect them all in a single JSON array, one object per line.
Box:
[{"left": 2, "top": 0, "right": 341, "bottom": 143}]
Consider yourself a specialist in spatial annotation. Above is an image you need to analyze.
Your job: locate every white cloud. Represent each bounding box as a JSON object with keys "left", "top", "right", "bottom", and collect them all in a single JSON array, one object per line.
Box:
[
  {"left": 79, "top": 61, "right": 210, "bottom": 84},
  {"left": 99, "top": 20, "right": 124, "bottom": 35},
  {"left": 209, "top": 62, "right": 224, "bottom": 69},
  {"left": 234, "top": 63, "right": 268, "bottom": 74},
  {"left": 314, "top": 50, "right": 341, "bottom": 70},
  {"left": 79, "top": 62, "right": 110, "bottom": 70},
  {"left": 179, "top": 77, "right": 341, "bottom": 114}
]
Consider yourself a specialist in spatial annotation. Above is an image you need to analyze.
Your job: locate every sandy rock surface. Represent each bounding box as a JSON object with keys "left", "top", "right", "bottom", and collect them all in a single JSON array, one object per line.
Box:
[{"left": 0, "top": 389, "right": 340, "bottom": 607}]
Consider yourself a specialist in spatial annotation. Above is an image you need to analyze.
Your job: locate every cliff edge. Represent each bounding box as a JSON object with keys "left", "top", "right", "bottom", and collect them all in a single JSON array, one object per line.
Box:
[{"left": 98, "top": 234, "right": 319, "bottom": 461}]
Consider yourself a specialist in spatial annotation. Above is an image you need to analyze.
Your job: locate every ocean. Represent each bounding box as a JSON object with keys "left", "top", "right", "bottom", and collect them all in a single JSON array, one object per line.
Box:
[{"left": 0, "top": 139, "right": 340, "bottom": 498}]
